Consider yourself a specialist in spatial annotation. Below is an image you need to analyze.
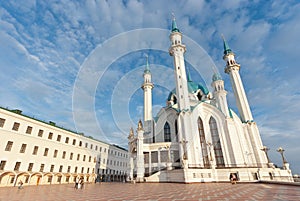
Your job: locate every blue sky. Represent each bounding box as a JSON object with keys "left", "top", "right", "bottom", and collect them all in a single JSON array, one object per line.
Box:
[{"left": 0, "top": 0, "right": 299, "bottom": 174}]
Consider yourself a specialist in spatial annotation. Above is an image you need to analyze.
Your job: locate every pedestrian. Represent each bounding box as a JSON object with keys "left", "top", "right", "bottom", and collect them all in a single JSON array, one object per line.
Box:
[
  {"left": 18, "top": 180, "right": 23, "bottom": 189},
  {"left": 74, "top": 178, "right": 79, "bottom": 189},
  {"left": 229, "top": 173, "right": 237, "bottom": 184},
  {"left": 79, "top": 178, "right": 84, "bottom": 189}
]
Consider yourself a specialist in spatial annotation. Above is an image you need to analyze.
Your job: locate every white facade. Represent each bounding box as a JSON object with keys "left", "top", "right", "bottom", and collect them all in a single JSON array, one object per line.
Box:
[
  {"left": 0, "top": 108, "right": 128, "bottom": 187},
  {"left": 128, "top": 18, "right": 294, "bottom": 183}
]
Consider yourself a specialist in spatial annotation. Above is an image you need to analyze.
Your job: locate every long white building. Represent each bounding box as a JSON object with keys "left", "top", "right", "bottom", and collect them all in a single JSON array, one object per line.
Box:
[
  {"left": 0, "top": 107, "right": 128, "bottom": 187},
  {"left": 128, "top": 17, "right": 294, "bottom": 183}
]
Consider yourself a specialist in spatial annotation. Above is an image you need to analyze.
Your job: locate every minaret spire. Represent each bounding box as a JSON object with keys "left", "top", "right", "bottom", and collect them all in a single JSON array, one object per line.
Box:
[
  {"left": 141, "top": 54, "right": 154, "bottom": 122},
  {"left": 222, "top": 34, "right": 232, "bottom": 55},
  {"left": 222, "top": 35, "right": 253, "bottom": 122},
  {"left": 171, "top": 13, "right": 180, "bottom": 33}
]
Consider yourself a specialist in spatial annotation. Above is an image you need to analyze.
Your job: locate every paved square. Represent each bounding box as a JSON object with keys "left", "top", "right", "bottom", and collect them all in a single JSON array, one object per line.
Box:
[{"left": 0, "top": 182, "right": 299, "bottom": 201}]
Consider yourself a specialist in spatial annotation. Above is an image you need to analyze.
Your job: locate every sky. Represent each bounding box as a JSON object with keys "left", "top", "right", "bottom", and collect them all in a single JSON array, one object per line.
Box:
[{"left": 0, "top": 0, "right": 299, "bottom": 174}]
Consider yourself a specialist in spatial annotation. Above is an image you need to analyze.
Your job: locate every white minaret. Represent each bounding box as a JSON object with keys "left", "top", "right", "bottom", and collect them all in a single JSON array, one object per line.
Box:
[
  {"left": 141, "top": 56, "right": 154, "bottom": 122},
  {"left": 169, "top": 16, "right": 189, "bottom": 111},
  {"left": 211, "top": 72, "right": 230, "bottom": 117},
  {"left": 169, "top": 16, "right": 195, "bottom": 167},
  {"left": 223, "top": 36, "right": 253, "bottom": 122}
]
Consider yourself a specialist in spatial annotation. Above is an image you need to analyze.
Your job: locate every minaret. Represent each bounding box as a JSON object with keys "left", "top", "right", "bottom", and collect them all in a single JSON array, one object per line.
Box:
[
  {"left": 223, "top": 36, "right": 253, "bottom": 122},
  {"left": 211, "top": 72, "right": 230, "bottom": 117},
  {"left": 141, "top": 56, "right": 154, "bottom": 122},
  {"left": 169, "top": 16, "right": 190, "bottom": 111},
  {"left": 169, "top": 15, "right": 195, "bottom": 167}
]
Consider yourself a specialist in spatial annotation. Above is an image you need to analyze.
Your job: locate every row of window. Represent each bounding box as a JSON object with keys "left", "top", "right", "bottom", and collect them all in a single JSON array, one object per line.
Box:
[
  {"left": 4, "top": 141, "right": 94, "bottom": 162},
  {"left": 4, "top": 141, "right": 128, "bottom": 168},
  {"left": 0, "top": 117, "right": 127, "bottom": 158},
  {"left": 0, "top": 160, "right": 94, "bottom": 174}
]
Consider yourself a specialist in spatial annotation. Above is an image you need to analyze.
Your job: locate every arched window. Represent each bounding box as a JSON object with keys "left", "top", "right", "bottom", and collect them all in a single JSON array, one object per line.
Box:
[
  {"left": 209, "top": 117, "right": 225, "bottom": 167},
  {"left": 164, "top": 122, "right": 171, "bottom": 142},
  {"left": 198, "top": 117, "right": 209, "bottom": 168}
]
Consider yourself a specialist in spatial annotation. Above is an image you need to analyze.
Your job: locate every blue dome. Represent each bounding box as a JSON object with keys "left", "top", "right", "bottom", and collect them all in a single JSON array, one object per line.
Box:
[
  {"left": 167, "top": 80, "right": 209, "bottom": 101},
  {"left": 212, "top": 73, "right": 222, "bottom": 82}
]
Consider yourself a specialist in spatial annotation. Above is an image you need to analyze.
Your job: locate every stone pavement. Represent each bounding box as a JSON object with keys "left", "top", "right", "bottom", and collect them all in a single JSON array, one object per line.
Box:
[{"left": 0, "top": 182, "right": 299, "bottom": 201}]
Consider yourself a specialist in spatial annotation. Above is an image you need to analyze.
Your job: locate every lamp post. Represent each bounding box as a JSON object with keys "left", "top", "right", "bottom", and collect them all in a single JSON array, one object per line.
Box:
[
  {"left": 261, "top": 146, "right": 271, "bottom": 163},
  {"left": 277, "top": 147, "right": 287, "bottom": 166}
]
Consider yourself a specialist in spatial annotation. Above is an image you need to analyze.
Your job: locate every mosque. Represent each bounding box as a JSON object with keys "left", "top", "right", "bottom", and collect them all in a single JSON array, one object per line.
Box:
[{"left": 128, "top": 18, "right": 294, "bottom": 183}]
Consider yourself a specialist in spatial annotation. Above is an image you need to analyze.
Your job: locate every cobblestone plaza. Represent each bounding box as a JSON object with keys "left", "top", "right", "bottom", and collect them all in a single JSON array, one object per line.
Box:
[{"left": 0, "top": 182, "right": 299, "bottom": 201}]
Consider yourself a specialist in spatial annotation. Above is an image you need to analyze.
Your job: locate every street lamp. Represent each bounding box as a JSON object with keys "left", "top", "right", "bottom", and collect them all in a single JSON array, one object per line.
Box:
[
  {"left": 277, "top": 147, "right": 287, "bottom": 165},
  {"left": 261, "top": 146, "right": 271, "bottom": 163}
]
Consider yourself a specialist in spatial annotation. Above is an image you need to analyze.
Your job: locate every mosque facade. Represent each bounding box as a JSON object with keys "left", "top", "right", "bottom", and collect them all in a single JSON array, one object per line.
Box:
[{"left": 128, "top": 18, "right": 294, "bottom": 183}]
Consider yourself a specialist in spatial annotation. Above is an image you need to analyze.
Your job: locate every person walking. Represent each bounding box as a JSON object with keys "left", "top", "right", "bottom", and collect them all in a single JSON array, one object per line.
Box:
[
  {"left": 229, "top": 173, "right": 237, "bottom": 184},
  {"left": 18, "top": 180, "right": 23, "bottom": 189}
]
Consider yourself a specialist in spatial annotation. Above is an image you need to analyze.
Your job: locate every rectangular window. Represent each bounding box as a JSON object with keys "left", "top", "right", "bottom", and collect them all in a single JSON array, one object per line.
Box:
[
  {"left": 59, "top": 165, "right": 63, "bottom": 172},
  {"left": 25, "top": 126, "right": 32, "bottom": 134},
  {"left": 53, "top": 150, "right": 58, "bottom": 158},
  {"left": 0, "top": 160, "right": 6, "bottom": 170},
  {"left": 28, "top": 163, "right": 34, "bottom": 171},
  {"left": 43, "top": 148, "right": 49, "bottom": 156},
  {"left": 95, "top": 145, "right": 98, "bottom": 151},
  {"left": 90, "top": 144, "right": 93, "bottom": 149},
  {"left": 0, "top": 118, "right": 6, "bottom": 127},
  {"left": 57, "top": 135, "right": 61, "bottom": 142},
  {"left": 32, "top": 146, "right": 39, "bottom": 155},
  {"left": 5, "top": 141, "right": 13, "bottom": 151},
  {"left": 83, "top": 155, "right": 86, "bottom": 161},
  {"left": 19, "top": 144, "right": 27, "bottom": 153},
  {"left": 72, "top": 139, "right": 76, "bottom": 145},
  {"left": 50, "top": 165, "right": 54, "bottom": 172},
  {"left": 89, "top": 156, "right": 91, "bottom": 162},
  {"left": 48, "top": 132, "right": 53, "bottom": 139},
  {"left": 62, "top": 151, "right": 66, "bottom": 159},
  {"left": 12, "top": 122, "right": 20, "bottom": 131},
  {"left": 70, "top": 153, "right": 73, "bottom": 160},
  {"left": 67, "top": 166, "right": 71, "bottom": 173},
  {"left": 77, "top": 154, "right": 80, "bottom": 161},
  {"left": 65, "top": 137, "right": 69, "bottom": 143},
  {"left": 85, "top": 143, "right": 88, "bottom": 148},
  {"left": 38, "top": 129, "right": 44, "bottom": 137},
  {"left": 14, "top": 162, "right": 21, "bottom": 171},
  {"left": 100, "top": 147, "right": 102, "bottom": 152},
  {"left": 79, "top": 141, "right": 82, "bottom": 147},
  {"left": 81, "top": 167, "right": 84, "bottom": 173},
  {"left": 40, "top": 164, "right": 45, "bottom": 172},
  {"left": 74, "top": 166, "right": 78, "bottom": 173},
  {"left": 87, "top": 168, "right": 90, "bottom": 174}
]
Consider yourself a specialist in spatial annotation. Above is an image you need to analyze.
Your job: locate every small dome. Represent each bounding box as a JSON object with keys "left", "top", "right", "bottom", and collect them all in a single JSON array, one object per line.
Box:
[
  {"left": 167, "top": 80, "right": 209, "bottom": 101},
  {"left": 212, "top": 73, "right": 222, "bottom": 82}
]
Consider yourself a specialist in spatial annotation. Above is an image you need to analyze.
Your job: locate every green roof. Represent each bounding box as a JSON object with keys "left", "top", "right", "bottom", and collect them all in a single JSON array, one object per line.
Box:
[
  {"left": 222, "top": 35, "right": 232, "bottom": 55},
  {"left": 212, "top": 73, "right": 222, "bottom": 81},
  {"left": 171, "top": 17, "right": 180, "bottom": 33}
]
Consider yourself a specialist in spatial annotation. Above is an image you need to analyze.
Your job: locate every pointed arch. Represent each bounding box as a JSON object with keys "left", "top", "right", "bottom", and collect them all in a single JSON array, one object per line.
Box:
[
  {"left": 164, "top": 122, "right": 171, "bottom": 142},
  {"left": 198, "top": 117, "right": 209, "bottom": 168},
  {"left": 209, "top": 117, "right": 225, "bottom": 167}
]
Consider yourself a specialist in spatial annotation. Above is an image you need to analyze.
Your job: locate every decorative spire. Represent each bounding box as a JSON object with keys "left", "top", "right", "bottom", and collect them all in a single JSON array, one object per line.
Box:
[
  {"left": 171, "top": 13, "right": 180, "bottom": 33},
  {"left": 186, "top": 66, "right": 192, "bottom": 82},
  {"left": 222, "top": 34, "right": 232, "bottom": 55},
  {"left": 144, "top": 54, "right": 150, "bottom": 73},
  {"left": 128, "top": 127, "right": 134, "bottom": 139}
]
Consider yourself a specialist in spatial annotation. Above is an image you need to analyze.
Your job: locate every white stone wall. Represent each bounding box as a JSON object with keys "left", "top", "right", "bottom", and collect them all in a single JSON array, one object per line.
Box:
[{"left": 0, "top": 108, "right": 128, "bottom": 187}]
